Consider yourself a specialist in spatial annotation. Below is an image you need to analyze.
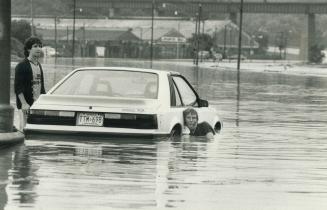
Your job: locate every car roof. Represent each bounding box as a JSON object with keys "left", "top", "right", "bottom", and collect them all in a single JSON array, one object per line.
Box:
[{"left": 74, "top": 66, "right": 180, "bottom": 76}]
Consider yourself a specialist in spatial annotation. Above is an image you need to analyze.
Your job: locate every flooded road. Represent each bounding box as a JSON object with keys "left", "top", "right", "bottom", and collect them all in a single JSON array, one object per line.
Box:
[{"left": 2, "top": 58, "right": 327, "bottom": 210}]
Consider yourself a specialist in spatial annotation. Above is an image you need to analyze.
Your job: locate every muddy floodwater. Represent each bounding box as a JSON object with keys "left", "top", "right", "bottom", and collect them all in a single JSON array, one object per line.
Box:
[{"left": 1, "top": 58, "right": 327, "bottom": 210}]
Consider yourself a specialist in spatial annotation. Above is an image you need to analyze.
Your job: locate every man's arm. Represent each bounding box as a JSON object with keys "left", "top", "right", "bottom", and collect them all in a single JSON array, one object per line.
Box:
[
  {"left": 14, "top": 63, "right": 25, "bottom": 95},
  {"left": 15, "top": 62, "right": 30, "bottom": 110},
  {"left": 39, "top": 64, "right": 46, "bottom": 94},
  {"left": 202, "top": 122, "right": 215, "bottom": 139},
  {"left": 18, "top": 93, "right": 30, "bottom": 111}
]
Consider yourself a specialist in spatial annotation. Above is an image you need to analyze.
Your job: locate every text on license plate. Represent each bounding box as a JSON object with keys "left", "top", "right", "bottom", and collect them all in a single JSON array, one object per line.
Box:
[{"left": 77, "top": 113, "right": 104, "bottom": 126}]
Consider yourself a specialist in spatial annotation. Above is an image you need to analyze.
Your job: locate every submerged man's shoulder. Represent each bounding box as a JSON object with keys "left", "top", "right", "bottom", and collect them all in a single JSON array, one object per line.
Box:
[
  {"left": 198, "top": 121, "right": 215, "bottom": 134},
  {"left": 198, "top": 121, "right": 211, "bottom": 128},
  {"left": 190, "top": 122, "right": 212, "bottom": 136}
]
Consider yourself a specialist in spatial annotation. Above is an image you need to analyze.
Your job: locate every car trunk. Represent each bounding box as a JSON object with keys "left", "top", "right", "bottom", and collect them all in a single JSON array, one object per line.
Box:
[
  {"left": 33, "top": 95, "right": 161, "bottom": 113},
  {"left": 28, "top": 95, "right": 161, "bottom": 129}
]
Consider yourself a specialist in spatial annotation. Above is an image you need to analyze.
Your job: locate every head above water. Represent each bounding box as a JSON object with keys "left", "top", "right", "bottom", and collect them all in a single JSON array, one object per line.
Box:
[
  {"left": 183, "top": 107, "right": 198, "bottom": 121},
  {"left": 24, "top": 37, "right": 43, "bottom": 57},
  {"left": 183, "top": 107, "right": 198, "bottom": 131}
]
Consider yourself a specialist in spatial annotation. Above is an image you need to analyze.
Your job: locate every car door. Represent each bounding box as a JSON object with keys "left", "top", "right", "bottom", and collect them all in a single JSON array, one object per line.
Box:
[{"left": 170, "top": 74, "right": 215, "bottom": 126}]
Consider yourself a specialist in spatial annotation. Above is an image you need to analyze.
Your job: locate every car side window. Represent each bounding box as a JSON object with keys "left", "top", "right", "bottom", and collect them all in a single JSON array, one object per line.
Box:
[
  {"left": 172, "top": 76, "right": 198, "bottom": 107},
  {"left": 173, "top": 83, "right": 182, "bottom": 106}
]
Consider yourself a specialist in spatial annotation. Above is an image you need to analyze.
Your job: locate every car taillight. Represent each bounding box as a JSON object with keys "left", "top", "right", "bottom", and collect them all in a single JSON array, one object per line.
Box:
[
  {"left": 103, "top": 113, "right": 157, "bottom": 129},
  {"left": 104, "top": 113, "right": 136, "bottom": 120},
  {"left": 28, "top": 110, "right": 76, "bottom": 126},
  {"left": 30, "top": 110, "right": 75, "bottom": 117}
]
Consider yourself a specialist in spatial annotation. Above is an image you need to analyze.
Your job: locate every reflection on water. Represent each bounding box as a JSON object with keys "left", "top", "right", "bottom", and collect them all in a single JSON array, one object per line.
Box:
[
  {"left": 0, "top": 147, "right": 13, "bottom": 210},
  {"left": 2, "top": 136, "right": 221, "bottom": 210},
  {"left": 3, "top": 58, "right": 327, "bottom": 209}
]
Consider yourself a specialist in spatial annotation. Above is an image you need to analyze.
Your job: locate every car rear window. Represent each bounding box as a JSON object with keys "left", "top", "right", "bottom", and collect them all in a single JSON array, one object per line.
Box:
[{"left": 52, "top": 70, "right": 158, "bottom": 99}]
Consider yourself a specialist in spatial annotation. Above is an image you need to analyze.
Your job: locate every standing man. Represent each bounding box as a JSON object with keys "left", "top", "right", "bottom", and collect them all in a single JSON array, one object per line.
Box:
[
  {"left": 14, "top": 37, "right": 46, "bottom": 131},
  {"left": 183, "top": 108, "right": 215, "bottom": 139}
]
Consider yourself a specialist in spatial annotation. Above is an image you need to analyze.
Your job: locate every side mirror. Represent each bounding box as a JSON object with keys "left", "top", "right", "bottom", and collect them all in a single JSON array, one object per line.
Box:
[{"left": 198, "top": 99, "right": 209, "bottom": 107}]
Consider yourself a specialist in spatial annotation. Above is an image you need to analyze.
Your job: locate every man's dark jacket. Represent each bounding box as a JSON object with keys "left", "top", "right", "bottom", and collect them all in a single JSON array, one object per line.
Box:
[
  {"left": 14, "top": 58, "right": 46, "bottom": 109},
  {"left": 192, "top": 122, "right": 215, "bottom": 136}
]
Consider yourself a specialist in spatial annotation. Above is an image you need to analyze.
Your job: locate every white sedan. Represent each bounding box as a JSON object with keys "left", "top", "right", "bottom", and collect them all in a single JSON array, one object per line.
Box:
[{"left": 25, "top": 67, "right": 222, "bottom": 138}]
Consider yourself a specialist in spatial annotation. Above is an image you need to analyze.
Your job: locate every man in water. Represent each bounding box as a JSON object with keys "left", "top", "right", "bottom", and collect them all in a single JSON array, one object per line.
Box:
[{"left": 183, "top": 108, "right": 215, "bottom": 139}]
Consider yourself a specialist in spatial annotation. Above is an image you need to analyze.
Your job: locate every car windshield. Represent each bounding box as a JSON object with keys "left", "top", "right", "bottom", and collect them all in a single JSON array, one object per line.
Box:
[{"left": 52, "top": 70, "right": 158, "bottom": 99}]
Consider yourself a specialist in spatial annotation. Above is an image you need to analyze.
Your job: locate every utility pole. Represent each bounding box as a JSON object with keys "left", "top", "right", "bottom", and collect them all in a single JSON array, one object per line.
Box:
[
  {"left": 175, "top": 12, "right": 179, "bottom": 59},
  {"left": 284, "top": 31, "right": 287, "bottom": 60},
  {"left": 72, "top": 0, "right": 76, "bottom": 64},
  {"left": 236, "top": 0, "right": 244, "bottom": 128},
  {"left": 223, "top": 25, "right": 227, "bottom": 59},
  {"left": 195, "top": 4, "right": 201, "bottom": 66},
  {"left": 83, "top": 23, "right": 86, "bottom": 57},
  {"left": 0, "top": 0, "right": 13, "bottom": 132},
  {"left": 30, "top": 0, "right": 34, "bottom": 36},
  {"left": 0, "top": 0, "right": 24, "bottom": 143},
  {"left": 193, "top": 13, "right": 198, "bottom": 65},
  {"left": 237, "top": 0, "right": 244, "bottom": 71},
  {"left": 229, "top": 27, "right": 232, "bottom": 62},
  {"left": 201, "top": 17, "right": 205, "bottom": 62},
  {"left": 54, "top": 16, "right": 58, "bottom": 62},
  {"left": 150, "top": 0, "right": 155, "bottom": 68}
]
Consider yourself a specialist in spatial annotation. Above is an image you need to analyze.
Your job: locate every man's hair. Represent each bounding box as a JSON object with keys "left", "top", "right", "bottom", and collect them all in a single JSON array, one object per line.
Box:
[
  {"left": 183, "top": 107, "right": 198, "bottom": 123},
  {"left": 24, "top": 37, "right": 42, "bottom": 57}
]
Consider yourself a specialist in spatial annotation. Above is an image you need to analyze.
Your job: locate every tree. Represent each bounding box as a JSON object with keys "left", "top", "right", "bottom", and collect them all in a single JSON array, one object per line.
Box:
[
  {"left": 11, "top": 20, "right": 32, "bottom": 44},
  {"left": 12, "top": 0, "right": 70, "bottom": 16},
  {"left": 275, "top": 32, "right": 286, "bottom": 59},
  {"left": 254, "top": 33, "right": 269, "bottom": 54},
  {"left": 11, "top": 37, "right": 25, "bottom": 59},
  {"left": 187, "top": 33, "right": 214, "bottom": 52},
  {"left": 309, "top": 45, "right": 325, "bottom": 64}
]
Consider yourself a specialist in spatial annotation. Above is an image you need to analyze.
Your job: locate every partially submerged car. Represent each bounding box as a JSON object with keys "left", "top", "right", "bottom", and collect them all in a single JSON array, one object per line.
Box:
[{"left": 25, "top": 67, "right": 222, "bottom": 138}]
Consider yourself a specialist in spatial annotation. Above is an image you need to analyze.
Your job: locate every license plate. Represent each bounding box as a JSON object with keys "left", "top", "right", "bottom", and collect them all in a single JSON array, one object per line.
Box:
[{"left": 77, "top": 113, "right": 104, "bottom": 126}]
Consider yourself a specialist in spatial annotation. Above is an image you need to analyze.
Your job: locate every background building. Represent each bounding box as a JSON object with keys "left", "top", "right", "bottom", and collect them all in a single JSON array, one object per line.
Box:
[{"left": 13, "top": 17, "right": 258, "bottom": 59}]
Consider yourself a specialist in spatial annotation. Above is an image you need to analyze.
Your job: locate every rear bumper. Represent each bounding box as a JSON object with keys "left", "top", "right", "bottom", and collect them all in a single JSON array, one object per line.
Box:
[{"left": 24, "top": 124, "right": 168, "bottom": 140}]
